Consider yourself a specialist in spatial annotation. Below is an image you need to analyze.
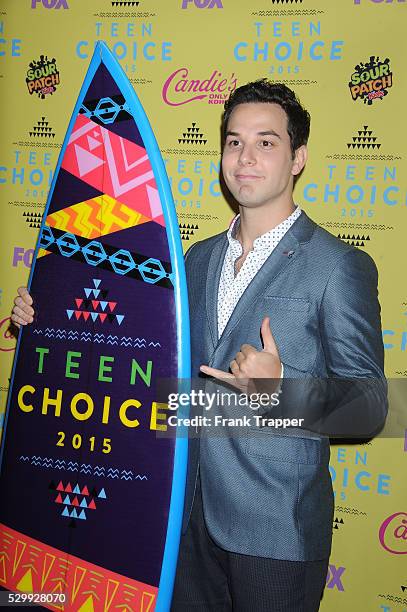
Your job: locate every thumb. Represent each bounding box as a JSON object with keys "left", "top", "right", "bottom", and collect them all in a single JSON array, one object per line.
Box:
[{"left": 260, "top": 317, "right": 279, "bottom": 355}]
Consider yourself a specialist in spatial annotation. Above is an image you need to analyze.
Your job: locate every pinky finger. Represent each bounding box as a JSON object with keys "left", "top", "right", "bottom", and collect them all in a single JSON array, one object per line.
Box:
[{"left": 10, "top": 315, "right": 25, "bottom": 327}]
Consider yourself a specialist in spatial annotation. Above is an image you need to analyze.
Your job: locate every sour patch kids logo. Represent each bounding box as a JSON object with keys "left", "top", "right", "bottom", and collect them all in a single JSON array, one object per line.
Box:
[
  {"left": 349, "top": 56, "right": 392, "bottom": 104},
  {"left": 26, "top": 55, "right": 60, "bottom": 99}
]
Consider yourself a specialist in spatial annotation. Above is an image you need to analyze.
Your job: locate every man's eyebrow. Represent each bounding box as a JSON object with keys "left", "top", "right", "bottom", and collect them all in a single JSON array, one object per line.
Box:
[{"left": 225, "top": 130, "right": 281, "bottom": 139}]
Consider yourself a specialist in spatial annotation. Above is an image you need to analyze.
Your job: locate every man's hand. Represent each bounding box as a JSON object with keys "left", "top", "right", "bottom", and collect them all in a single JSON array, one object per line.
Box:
[
  {"left": 200, "top": 317, "right": 281, "bottom": 391},
  {"left": 11, "top": 287, "right": 34, "bottom": 327}
]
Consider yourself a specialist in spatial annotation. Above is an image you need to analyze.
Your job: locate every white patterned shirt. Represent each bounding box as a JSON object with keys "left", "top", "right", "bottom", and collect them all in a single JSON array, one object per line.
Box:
[{"left": 217, "top": 206, "right": 302, "bottom": 338}]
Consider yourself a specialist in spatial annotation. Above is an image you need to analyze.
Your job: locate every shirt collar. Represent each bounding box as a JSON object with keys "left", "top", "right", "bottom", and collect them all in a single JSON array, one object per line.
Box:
[{"left": 227, "top": 206, "right": 302, "bottom": 253}]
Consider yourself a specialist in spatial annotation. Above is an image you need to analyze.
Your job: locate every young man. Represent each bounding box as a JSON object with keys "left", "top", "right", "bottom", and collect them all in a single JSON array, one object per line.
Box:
[
  {"left": 12, "top": 81, "right": 386, "bottom": 611},
  {"left": 169, "top": 80, "right": 386, "bottom": 611}
]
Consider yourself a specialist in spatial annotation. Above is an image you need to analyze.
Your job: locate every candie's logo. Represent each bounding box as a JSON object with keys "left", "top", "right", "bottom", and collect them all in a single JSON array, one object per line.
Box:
[
  {"left": 349, "top": 56, "right": 392, "bottom": 104},
  {"left": 0, "top": 317, "right": 16, "bottom": 353},
  {"left": 162, "top": 68, "right": 237, "bottom": 106},
  {"left": 26, "top": 56, "right": 60, "bottom": 99},
  {"left": 379, "top": 512, "right": 407, "bottom": 554},
  {"left": 181, "top": 0, "right": 223, "bottom": 8},
  {"left": 354, "top": 0, "right": 405, "bottom": 4},
  {"left": 31, "top": 0, "right": 69, "bottom": 7}
]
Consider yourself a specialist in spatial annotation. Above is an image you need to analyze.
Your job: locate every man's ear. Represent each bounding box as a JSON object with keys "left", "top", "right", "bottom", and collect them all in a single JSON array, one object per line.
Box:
[{"left": 292, "top": 145, "right": 308, "bottom": 177}]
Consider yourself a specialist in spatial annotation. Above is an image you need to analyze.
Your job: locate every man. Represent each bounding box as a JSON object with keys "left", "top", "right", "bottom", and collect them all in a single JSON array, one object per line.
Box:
[{"left": 12, "top": 81, "right": 386, "bottom": 611}]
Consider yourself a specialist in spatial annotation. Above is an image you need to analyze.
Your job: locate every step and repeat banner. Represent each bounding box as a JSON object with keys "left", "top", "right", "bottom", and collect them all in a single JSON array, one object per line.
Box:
[{"left": 0, "top": 1, "right": 406, "bottom": 610}]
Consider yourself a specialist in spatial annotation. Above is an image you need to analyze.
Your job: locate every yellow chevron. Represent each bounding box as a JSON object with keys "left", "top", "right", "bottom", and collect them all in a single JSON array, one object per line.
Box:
[{"left": 46, "top": 195, "right": 150, "bottom": 239}]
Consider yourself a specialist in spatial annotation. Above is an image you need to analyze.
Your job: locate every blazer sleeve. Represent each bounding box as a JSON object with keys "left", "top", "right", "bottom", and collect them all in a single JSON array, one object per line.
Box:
[{"left": 282, "top": 249, "right": 388, "bottom": 438}]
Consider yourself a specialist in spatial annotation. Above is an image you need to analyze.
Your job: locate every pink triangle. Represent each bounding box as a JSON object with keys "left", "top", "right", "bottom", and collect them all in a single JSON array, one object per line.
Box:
[
  {"left": 82, "top": 311, "right": 90, "bottom": 321},
  {"left": 108, "top": 302, "right": 117, "bottom": 312},
  {"left": 91, "top": 300, "right": 100, "bottom": 310},
  {"left": 99, "top": 313, "right": 107, "bottom": 323},
  {"left": 74, "top": 311, "right": 82, "bottom": 320},
  {"left": 75, "top": 298, "right": 83, "bottom": 308},
  {"left": 74, "top": 144, "right": 104, "bottom": 178},
  {"left": 147, "top": 184, "right": 162, "bottom": 219},
  {"left": 87, "top": 135, "right": 102, "bottom": 151}
]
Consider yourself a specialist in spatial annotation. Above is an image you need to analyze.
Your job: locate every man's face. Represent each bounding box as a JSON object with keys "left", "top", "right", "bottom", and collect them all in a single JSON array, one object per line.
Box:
[{"left": 221, "top": 102, "right": 307, "bottom": 210}]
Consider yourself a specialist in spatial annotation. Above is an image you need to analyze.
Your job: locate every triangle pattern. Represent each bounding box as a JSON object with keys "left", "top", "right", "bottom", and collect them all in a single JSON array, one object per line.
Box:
[
  {"left": 67, "top": 279, "right": 125, "bottom": 326},
  {"left": 346, "top": 124, "right": 382, "bottom": 149},
  {"left": 87, "top": 135, "right": 102, "bottom": 151},
  {"left": 74, "top": 144, "right": 105, "bottom": 178}
]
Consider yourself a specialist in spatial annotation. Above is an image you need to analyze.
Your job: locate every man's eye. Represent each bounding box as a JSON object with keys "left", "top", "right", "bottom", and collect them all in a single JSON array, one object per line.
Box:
[
  {"left": 229, "top": 140, "right": 240, "bottom": 146},
  {"left": 261, "top": 140, "right": 273, "bottom": 147}
]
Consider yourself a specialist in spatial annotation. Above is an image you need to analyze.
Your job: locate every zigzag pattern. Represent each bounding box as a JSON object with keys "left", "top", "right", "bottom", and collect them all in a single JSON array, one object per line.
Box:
[
  {"left": 20, "top": 455, "right": 148, "bottom": 480},
  {"left": 46, "top": 194, "right": 149, "bottom": 240},
  {"left": 32, "top": 328, "right": 161, "bottom": 347}
]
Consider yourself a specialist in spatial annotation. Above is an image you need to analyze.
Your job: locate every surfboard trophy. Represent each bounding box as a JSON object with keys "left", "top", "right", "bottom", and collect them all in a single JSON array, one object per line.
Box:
[{"left": 0, "top": 41, "right": 190, "bottom": 611}]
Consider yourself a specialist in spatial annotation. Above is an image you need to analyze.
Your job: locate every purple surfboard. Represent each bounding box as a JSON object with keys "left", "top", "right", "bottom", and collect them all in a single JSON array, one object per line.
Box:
[{"left": 0, "top": 42, "right": 190, "bottom": 611}]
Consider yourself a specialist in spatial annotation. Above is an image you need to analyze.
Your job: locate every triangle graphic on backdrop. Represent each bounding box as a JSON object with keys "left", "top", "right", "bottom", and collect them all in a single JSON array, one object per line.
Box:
[
  {"left": 178, "top": 121, "right": 207, "bottom": 145},
  {"left": 347, "top": 125, "right": 382, "bottom": 149},
  {"left": 67, "top": 278, "right": 125, "bottom": 325}
]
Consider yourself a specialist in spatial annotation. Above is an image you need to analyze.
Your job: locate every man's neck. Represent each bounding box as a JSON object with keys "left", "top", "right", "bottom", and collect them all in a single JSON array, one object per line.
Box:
[{"left": 236, "top": 201, "right": 296, "bottom": 252}]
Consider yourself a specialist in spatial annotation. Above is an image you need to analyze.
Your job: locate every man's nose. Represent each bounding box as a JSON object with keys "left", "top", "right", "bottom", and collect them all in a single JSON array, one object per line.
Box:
[{"left": 238, "top": 144, "right": 256, "bottom": 165}]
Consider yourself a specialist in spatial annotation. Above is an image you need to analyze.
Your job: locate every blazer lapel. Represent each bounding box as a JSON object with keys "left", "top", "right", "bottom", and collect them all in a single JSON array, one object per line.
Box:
[
  {"left": 205, "top": 234, "right": 229, "bottom": 348},
  {"left": 217, "top": 211, "right": 315, "bottom": 346}
]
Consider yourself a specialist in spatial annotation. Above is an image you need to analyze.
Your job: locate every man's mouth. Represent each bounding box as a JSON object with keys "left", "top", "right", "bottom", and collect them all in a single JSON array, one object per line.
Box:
[{"left": 234, "top": 174, "right": 262, "bottom": 181}]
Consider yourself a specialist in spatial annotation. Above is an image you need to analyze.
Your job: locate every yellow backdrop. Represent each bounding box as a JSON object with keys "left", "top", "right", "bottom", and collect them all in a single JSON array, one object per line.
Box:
[{"left": 0, "top": 1, "right": 406, "bottom": 610}]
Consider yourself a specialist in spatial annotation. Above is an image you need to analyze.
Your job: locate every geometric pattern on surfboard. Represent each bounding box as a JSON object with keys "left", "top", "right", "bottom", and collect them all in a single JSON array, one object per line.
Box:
[
  {"left": 0, "top": 523, "right": 158, "bottom": 611},
  {"left": 38, "top": 225, "right": 174, "bottom": 289},
  {"left": 31, "top": 329, "right": 162, "bottom": 349},
  {"left": 21, "top": 456, "right": 149, "bottom": 480},
  {"left": 45, "top": 194, "right": 150, "bottom": 241},
  {"left": 67, "top": 278, "right": 125, "bottom": 325},
  {"left": 61, "top": 114, "right": 165, "bottom": 227},
  {"left": 79, "top": 94, "right": 134, "bottom": 126},
  {"left": 51, "top": 481, "right": 106, "bottom": 523}
]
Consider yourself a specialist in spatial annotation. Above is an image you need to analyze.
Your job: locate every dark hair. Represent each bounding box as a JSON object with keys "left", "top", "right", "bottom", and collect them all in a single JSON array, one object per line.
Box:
[{"left": 222, "top": 79, "right": 310, "bottom": 157}]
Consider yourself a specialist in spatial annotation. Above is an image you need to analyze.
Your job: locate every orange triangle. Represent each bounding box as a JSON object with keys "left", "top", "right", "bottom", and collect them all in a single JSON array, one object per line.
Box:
[
  {"left": 75, "top": 311, "right": 82, "bottom": 320},
  {"left": 72, "top": 566, "right": 87, "bottom": 603},
  {"left": 91, "top": 300, "right": 100, "bottom": 310},
  {"left": 88, "top": 499, "right": 96, "bottom": 510},
  {"left": 82, "top": 311, "right": 90, "bottom": 321},
  {"left": 65, "top": 482, "right": 72, "bottom": 493},
  {"left": 0, "top": 554, "right": 7, "bottom": 584},
  {"left": 141, "top": 592, "right": 156, "bottom": 612},
  {"left": 41, "top": 553, "right": 56, "bottom": 590},
  {"left": 75, "top": 298, "right": 83, "bottom": 308},
  {"left": 108, "top": 302, "right": 117, "bottom": 312},
  {"left": 13, "top": 541, "right": 27, "bottom": 577},
  {"left": 99, "top": 313, "right": 107, "bottom": 323},
  {"left": 72, "top": 496, "right": 79, "bottom": 507},
  {"left": 104, "top": 579, "right": 120, "bottom": 611}
]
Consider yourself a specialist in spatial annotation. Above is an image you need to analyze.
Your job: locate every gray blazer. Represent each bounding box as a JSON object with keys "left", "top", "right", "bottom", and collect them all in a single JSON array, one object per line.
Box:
[{"left": 182, "top": 211, "right": 386, "bottom": 561}]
